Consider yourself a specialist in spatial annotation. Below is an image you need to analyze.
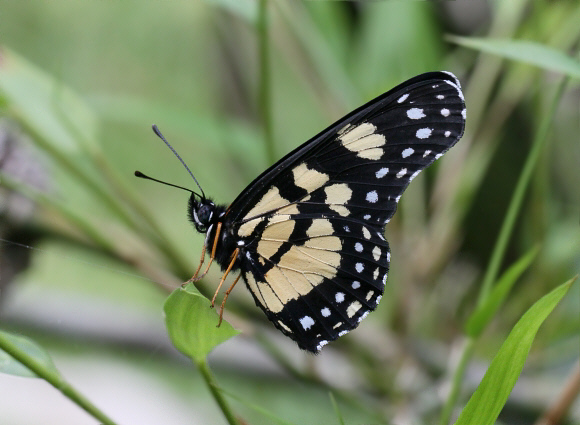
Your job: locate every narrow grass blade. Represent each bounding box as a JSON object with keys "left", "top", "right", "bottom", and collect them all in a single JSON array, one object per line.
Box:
[
  {"left": 454, "top": 276, "right": 577, "bottom": 425},
  {"left": 447, "top": 37, "right": 580, "bottom": 78},
  {"left": 465, "top": 246, "right": 539, "bottom": 337},
  {"left": 164, "top": 283, "right": 239, "bottom": 363},
  {"left": 329, "top": 392, "right": 346, "bottom": 425}
]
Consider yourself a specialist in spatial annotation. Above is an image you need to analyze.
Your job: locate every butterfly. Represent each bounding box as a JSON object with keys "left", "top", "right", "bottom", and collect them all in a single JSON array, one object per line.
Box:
[{"left": 136, "top": 71, "right": 466, "bottom": 353}]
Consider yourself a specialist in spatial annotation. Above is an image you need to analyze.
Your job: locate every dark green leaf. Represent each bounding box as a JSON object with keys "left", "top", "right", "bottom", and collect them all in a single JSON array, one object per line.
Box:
[{"left": 164, "top": 283, "right": 239, "bottom": 363}]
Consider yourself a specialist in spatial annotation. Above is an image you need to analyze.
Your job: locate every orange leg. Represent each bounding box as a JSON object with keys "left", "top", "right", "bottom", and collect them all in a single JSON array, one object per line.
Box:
[
  {"left": 217, "top": 273, "right": 241, "bottom": 327},
  {"left": 187, "top": 243, "right": 206, "bottom": 283},
  {"left": 192, "top": 221, "right": 222, "bottom": 282},
  {"left": 210, "top": 248, "right": 239, "bottom": 307}
]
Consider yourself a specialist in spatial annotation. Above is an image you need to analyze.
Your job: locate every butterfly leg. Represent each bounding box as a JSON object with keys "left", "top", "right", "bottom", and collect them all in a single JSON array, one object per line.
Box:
[
  {"left": 210, "top": 247, "right": 239, "bottom": 308},
  {"left": 218, "top": 273, "right": 241, "bottom": 326},
  {"left": 192, "top": 221, "right": 223, "bottom": 282},
  {"left": 185, "top": 243, "right": 206, "bottom": 285}
]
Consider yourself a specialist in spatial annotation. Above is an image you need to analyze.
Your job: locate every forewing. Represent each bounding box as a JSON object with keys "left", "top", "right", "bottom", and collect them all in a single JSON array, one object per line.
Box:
[{"left": 230, "top": 72, "right": 465, "bottom": 352}]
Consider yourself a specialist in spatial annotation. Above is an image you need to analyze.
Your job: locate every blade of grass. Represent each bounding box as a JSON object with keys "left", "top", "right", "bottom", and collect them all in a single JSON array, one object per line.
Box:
[
  {"left": 329, "top": 392, "right": 346, "bottom": 425},
  {"left": 465, "top": 245, "right": 539, "bottom": 337},
  {"left": 0, "top": 330, "right": 118, "bottom": 425},
  {"left": 454, "top": 277, "right": 576, "bottom": 425},
  {"left": 447, "top": 37, "right": 580, "bottom": 78},
  {"left": 439, "top": 76, "right": 570, "bottom": 425}
]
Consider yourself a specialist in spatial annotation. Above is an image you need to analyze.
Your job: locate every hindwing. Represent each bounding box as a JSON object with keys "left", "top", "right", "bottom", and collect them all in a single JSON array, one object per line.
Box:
[{"left": 226, "top": 71, "right": 466, "bottom": 352}]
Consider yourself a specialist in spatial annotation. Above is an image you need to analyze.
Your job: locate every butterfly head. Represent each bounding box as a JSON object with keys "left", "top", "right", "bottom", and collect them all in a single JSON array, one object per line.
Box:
[{"left": 188, "top": 195, "right": 216, "bottom": 233}]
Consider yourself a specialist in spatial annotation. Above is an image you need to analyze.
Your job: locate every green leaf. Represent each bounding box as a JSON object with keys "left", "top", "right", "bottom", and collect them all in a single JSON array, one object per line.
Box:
[
  {"left": 447, "top": 36, "right": 580, "bottom": 78},
  {"left": 164, "top": 283, "right": 239, "bottom": 363},
  {"left": 454, "top": 276, "right": 576, "bottom": 425},
  {"left": 0, "top": 330, "right": 60, "bottom": 378},
  {"left": 465, "top": 246, "right": 539, "bottom": 337},
  {"left": 0, "top": 47, "right": 98, "bottom": 152}
]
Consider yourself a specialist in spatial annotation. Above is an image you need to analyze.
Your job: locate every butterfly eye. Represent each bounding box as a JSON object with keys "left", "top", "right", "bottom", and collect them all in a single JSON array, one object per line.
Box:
[{"left": 197, "top": 204, "right": 213, "bottom": 225}]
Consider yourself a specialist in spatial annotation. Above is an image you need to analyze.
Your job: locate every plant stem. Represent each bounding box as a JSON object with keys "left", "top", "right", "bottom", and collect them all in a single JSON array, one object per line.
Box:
[
  {"left": 440, "top": 76, "right": 570, "bottom": 425},
  {"left": 0, "top": 332, "right": 117, "bottom": 425},
  {"left": 196, "top": 359, "right": 240, "bottom": 425},
  {"left": 258, "top": 0, "right": 275, "bottom": 165}
]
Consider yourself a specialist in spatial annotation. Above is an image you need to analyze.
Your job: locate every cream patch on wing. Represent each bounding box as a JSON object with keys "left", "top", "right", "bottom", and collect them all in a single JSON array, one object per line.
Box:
[
  {"left": 324, "top": 183, "right": 352, "bottom": 216},
  {"left": 292, "top": 163, "right": 329, "bottom": 192},
  {"left": 257, "top": 217, "right": 295, "bottom": 260},
  {"left": 242, "top": 186, "right": 291, "bottom": 224},
  {"left": 339, "top": 122, "right": 386, "bottom": 160}
]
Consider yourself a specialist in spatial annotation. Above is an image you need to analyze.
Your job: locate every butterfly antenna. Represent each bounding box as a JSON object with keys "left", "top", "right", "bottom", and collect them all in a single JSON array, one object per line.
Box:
[
  {"left": 134, "top": 170, "right": 201, "bottom": 196},
  {"left": 151, "top": 124, "right": 206, "bottom": 199}
]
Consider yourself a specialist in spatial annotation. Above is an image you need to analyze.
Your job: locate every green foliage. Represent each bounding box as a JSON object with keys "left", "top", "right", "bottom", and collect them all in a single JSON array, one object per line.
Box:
[
  {"left": 0, "top": 0, "right": 578, "bottom": 424},
  {"left": 448, "top": 36, "right": 580, "bottom": 78},
  {"left": 164, "top": 283, "right": 239, "bottom": 363},
  {"left": 465, "top": 246, "right": 539, "bottom": 337},
  {"left": 456, "top": 277, "right": 576, "bottom": 425},
  {"left": 0, "top": 330, "right": 59, "bottom": 378}
]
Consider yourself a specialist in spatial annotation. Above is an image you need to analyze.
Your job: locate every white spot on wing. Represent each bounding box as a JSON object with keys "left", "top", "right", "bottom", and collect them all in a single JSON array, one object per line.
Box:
[
  {"left": 402, "top": 148, "right": 414, "bottom": 158},
  {"left": 321, "top": 307, "right": 331, "bottom": 317},
  {"left": 362, "top": 227, "right": 371, "bottom": 239},
  {"left": 376, "top": 167, "right": 388, "bottom": 178},
  {"left": 316, "top": 340, "right": 328, "bottom": 351},
  {"left": 441, "top": 108, "right": 450, "bottom": 117},
  {"left": 397, "top": 93, "right": 409, "bottom": 103},
  {"left": 357, "top": 310, "right": 370, "bottom": 323},
  {"left": 335, "top": 292, "right": 345, "bottom": 303},
  {"left": 355, "top": 263, "right": 364, "bottom": 273},
  {"left": 406, "top": 108, "right": 425, "bottom": 120},
  {"left": 338, "top": 330, "right": 349, "bottom": 337},
  {"left": 445, "top": 131, "right": 451, "bottom": 137},
  {"left": 409, "top": 170, "right": 420, "bottom": 181},
  {"left": 355, "top": 242, "right": 363, "bottom": 252},
  {"left": 366, "top": 190, "right": 378, "bottom": 203},
  {"left": 300, "top": 316, "right": 315, "bottom": 330},
  {"left": 396, "top": 168, "right": 407, "bottom": 178},
  {"left": 437, "top": 94, "right": 445, "bottom": 100},
  {"left": 347, "top": 301, "right": 362, "bottom": 318},
  {"left": 372, "top": 246, "right": 381, "bottom": 261},
  {"left": 423, "top": 150, "right": 431, "bottom": 157},
  {"left": 352, "top": 281, "right": 360, "bottom": 289},
  {"left": 462, "top": 108, "right": 467, "bottom": 119},
  {"left": 416, "top": 128, "right": 432, "bottom": 139},
  {"left": 375, "top": 295, "right": 382, "bottom": 305}
]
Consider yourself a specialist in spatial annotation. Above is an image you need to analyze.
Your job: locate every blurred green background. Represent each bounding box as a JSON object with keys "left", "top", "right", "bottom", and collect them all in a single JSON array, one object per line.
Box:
[{"left": 0, "top": 1, "right": 578, "bottom": 424}]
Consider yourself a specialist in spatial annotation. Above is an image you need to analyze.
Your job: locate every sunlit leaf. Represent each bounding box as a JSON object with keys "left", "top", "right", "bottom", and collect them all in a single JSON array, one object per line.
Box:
[
  {"left": 0, "top": 330, "right": 60, "bottom": 378},
  {"left": 465, "top": 246, "right": 539, "bottom": 337},
  {"left": 447, "top": 37, "right": 580, "bottom": 78},
  {"left": 164, "top": 283, "right": 239, "bottom": 363},
  {"left": 455, "top": 277, "right": 576, "bottom": 425}
]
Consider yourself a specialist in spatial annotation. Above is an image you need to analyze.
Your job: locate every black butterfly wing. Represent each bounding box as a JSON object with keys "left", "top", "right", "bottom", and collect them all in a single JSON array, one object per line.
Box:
[{"left": 226, "top": 71, "right": 465, "bottom": 352}]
